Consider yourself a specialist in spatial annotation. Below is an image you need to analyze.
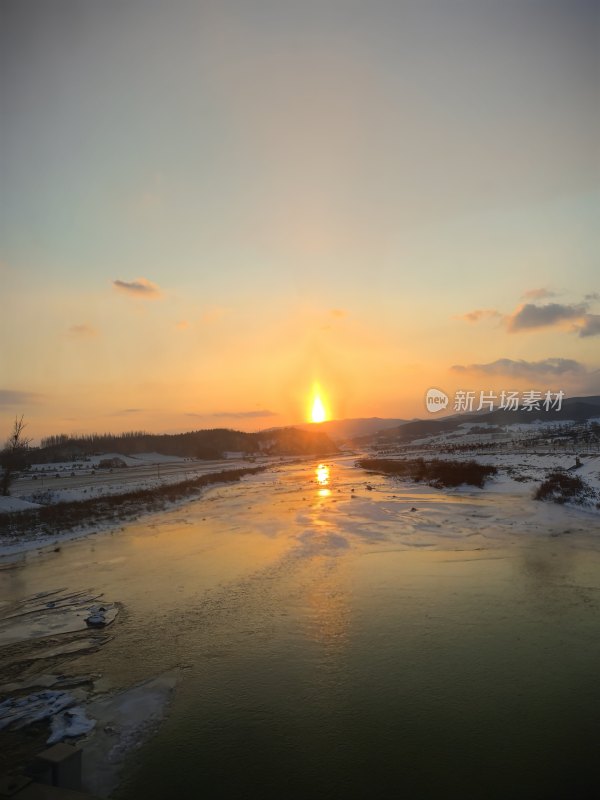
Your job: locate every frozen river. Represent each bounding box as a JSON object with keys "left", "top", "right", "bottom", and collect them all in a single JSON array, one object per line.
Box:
[{"left": 2, "top": 457, "right": 600, "bottom": 799}]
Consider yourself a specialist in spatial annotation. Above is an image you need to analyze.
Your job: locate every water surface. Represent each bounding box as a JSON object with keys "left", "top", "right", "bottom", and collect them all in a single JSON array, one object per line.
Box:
[{"left": 3, "top": 458, "right": 599, "bottom": 799}]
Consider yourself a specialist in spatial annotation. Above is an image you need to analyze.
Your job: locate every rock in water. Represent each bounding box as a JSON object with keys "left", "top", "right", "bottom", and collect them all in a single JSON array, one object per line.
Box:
[
  {"left": 85, "top": 613, "right": 106, "bottom": 627},
  {"left": 85, "top": 605, "right": 107, "bottom": 627}
]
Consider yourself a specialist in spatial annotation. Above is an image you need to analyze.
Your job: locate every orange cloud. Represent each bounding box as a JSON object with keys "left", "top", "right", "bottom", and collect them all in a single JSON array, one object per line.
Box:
[
  {"left": 451, "top": 357, "right": 585, "bottom": 377},
  {"left": 459, "top": 308, "right": 502, "bottom": 323}
]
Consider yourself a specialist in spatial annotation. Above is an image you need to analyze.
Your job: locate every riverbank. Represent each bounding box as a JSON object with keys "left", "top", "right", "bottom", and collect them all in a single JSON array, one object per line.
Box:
[{"left": 0, "top": 466, "right": 268, "bottom": 557}]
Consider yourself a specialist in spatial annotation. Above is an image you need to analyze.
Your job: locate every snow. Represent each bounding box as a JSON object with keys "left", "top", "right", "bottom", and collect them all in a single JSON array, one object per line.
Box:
[
  {"left": 81, "top": 674, "right": 177, "bottom": 798},
  {"left": 0, "top": 495, "right": 41, "bottom": 512},
  {"left": 7, "top": 453, "right": 281, "bottom": 510},
  {"left": 0, "top": 690, "right": 81, "bottom": 732},
  {"left": 27, "top": 452, "right": 190, "bottom": 471}
]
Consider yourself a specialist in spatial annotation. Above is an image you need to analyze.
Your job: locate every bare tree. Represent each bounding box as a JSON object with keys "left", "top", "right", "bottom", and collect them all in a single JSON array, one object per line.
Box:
[{"left": 1, "top": 415, "right": 32, "bottom": 496}]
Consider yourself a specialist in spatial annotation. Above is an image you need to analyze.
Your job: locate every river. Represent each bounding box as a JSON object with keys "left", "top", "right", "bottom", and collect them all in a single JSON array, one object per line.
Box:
[{"left": 2, "top": 457, "right": 600, "bottom": 799}]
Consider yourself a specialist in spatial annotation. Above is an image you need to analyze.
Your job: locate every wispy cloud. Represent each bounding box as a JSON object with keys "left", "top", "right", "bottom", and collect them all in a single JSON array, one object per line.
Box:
[
  {"left": 68, "top": 323, "right": 98, "bottom": 338},
  {"left": 451, "top": 358, "right": 585, "bottom": 378},
  {"left": 212, "top": 409, "right": 278, "bottom": 419},
  {"left": 0, "top": 389, "right": 42, "bottom": 405},
  {"left": 459, "top": 308, "right": 502, "bottom": 323},
  {"left": 113, "top": 277, "right": 162, "bottom": 298},
  {"left": 521, "top": 288, "right": 556, "bottom": 300},
  {"left": 330, "top": 308, "right": 347, "bottom": 318},
  {"left": 175, "top": 320, "right": 190, "bottom": 331},
  {"left": 506, "top": 302, "right": 587, "bottom": 332}
]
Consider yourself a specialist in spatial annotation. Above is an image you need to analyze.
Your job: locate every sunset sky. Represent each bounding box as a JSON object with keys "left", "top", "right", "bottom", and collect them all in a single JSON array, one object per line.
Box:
[{"left": 1, "top": 0, "right": 598, "bottom": 440}]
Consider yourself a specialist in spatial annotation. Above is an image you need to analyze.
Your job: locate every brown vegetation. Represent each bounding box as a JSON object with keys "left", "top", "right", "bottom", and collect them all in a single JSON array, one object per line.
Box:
[{"left": 358, "top": 458, "right": 497, "bottom": 488}]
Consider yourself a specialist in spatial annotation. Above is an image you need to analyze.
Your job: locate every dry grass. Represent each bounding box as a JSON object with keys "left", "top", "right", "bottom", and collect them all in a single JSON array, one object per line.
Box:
[{"left": 358, "top": 458, "right": 497, "bottom": 488}]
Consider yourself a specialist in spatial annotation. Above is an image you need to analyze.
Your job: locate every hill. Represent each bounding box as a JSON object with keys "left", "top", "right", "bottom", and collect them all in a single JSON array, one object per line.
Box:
[
  {"left": 33, "top": 426, "right": 338, "bottom": 463},
  {"left": 354, "top": 395, "right": 600, "bottom": 445},
  {"left": 295, "top": 417, "right": 407, "bottom": 441}
]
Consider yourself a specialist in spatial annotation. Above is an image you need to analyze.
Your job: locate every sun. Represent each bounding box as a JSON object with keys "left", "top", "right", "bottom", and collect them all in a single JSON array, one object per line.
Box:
[
  {"left": 311, "top": 395, "right": 326, "bottom": 423},
  {"left": 306, "top": 381, "right": 330, "bottom": 424}
]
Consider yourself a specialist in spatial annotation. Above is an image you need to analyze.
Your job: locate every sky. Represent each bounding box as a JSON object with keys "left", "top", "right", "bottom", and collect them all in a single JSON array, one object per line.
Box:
[{"left": 1, "top": 0, "right": 599, "bottom": 441}]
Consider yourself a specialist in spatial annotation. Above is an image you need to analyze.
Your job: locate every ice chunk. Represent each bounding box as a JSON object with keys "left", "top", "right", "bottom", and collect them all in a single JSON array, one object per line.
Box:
[
  {"left": 47, "top": 706, "right": 96, "bottom": 744},
  {"left": 0, "top": 690, "right": 74, "bottom": 731}
]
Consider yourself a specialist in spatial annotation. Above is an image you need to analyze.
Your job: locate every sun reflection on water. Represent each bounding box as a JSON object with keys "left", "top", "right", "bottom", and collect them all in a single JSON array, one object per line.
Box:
[
  {"left": 316, "top": 463, "right": 331, "bottom": 497},
  {"left": 316, "top": 464, "right": 329, "bottom": 485}
]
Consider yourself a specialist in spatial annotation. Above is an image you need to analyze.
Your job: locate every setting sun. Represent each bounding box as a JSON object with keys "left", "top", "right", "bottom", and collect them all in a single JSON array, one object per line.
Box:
[{"left": 311, "top": 394, "right": 327, "bottom": 423}]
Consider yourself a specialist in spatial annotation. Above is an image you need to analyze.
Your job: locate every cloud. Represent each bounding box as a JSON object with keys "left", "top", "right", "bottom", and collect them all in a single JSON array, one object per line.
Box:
[
  {"left": 211, "top": 409, "right": 278, "bottom": 419},
  {"left": 451, "top": 358, "right": 585, "bottom": 378},
  {"left": 460, "top": 308, "right": 502, "bottom": 323},
  {"left": 460, "top": 295, "right": 600, "bottom": 336},
  {"left": 0, "top": 389, "right": 42, "bottom": 405},
  {"left": 113, "top": 277, "right": 162, "bottom": 298},
  {"left": 68, "top": 324, "right": 97, "bottom": 338},
  {"left": 175, "top": 320, "right": 190, "bottom": 331},
  {"left": 330, "top": 308, "right": 347, "bottom": 318},
  {"left": 578, "top": 314, "right": 600, "bottom": 338},
  {"left": 506, "top": 302, "right": 587, "bottom": 332},
  {"left": 521, "top": 288, "right": 556, "bottom": 300}
]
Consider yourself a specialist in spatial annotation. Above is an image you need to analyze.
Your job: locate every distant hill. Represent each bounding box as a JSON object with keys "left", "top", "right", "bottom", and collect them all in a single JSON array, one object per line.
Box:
[
  {"left": 295, "top": 418, "right": 407, "bottom": 441},
  {"left": 355, "top": 395, "right": 600, "bottom": 445},
  {"left": 33, "top": 426, "right": 338, "bottom": 463},
  {"left": 30, "top": 395, "right": 600, "bottom": 461}
]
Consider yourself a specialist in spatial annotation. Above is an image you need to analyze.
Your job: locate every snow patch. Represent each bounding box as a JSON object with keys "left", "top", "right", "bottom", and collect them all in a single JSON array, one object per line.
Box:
[{"left": 0, "top": 495, "right": 41, "bottom": 512}]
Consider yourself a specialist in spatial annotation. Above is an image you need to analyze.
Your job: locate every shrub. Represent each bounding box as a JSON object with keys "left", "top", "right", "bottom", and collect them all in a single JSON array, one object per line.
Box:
[
  {"left": 533, "top": 471, "right": 592, "bottom": 505},
  {"left": 357, "top": 458, "right": 497, "bottom": 488}
]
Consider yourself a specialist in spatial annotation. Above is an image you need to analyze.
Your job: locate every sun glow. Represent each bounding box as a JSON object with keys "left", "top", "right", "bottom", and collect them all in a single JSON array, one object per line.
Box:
[
  {"left": 312, "top": 396, "right": 326, "bottom": 423},
  {"left": 307, "top": 381, "right": 330, "bottom": 424}
]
